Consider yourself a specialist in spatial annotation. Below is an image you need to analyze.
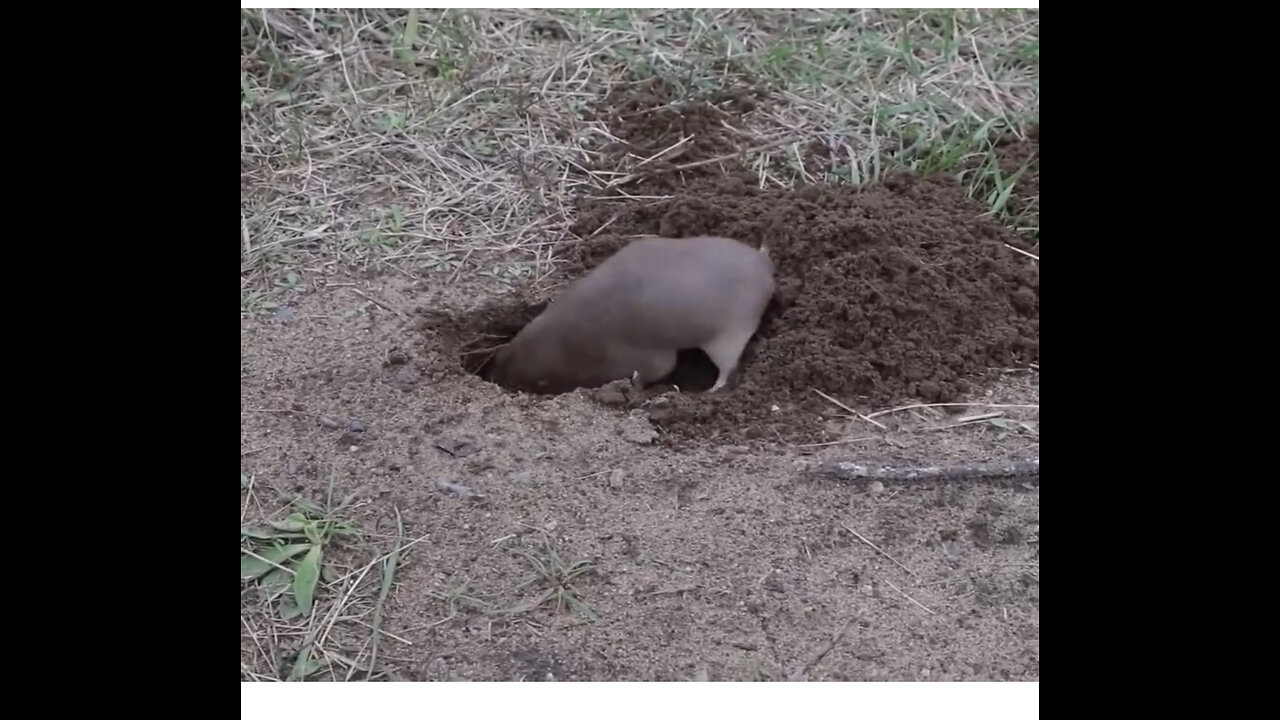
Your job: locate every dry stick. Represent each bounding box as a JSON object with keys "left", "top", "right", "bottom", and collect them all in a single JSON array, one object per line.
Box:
[
  {"left": 884, "top": 579, "right": 936, "bottom": 616},
  {"left": 815, "top": 458, "right": 1039, "bottom": 485},
  {"left": 866, "top": 402, "right": 1039, "bottom": 419},
  {"left": 795, "top": 436, "right": 875, "bottom": 449},
  {"left": 788, "top": 617, "right": 857, "bottom": 681},
  {"left": 645, "top": 584, "right": 700, "bottom": 598},
  {"left": 241, "top": 548, "right": 298, "bottom": 577},
  {"left": 349, "top": 618, "right": 414, "bottom": 646},
  {"left": 840, "top": 524, "right": 920, "bottom": 581},
  {"left": 812, "top": 388, "right": 888, "bottom": 430},
  {"left": 925, "top": 411, "right": 1004, "bottom": 430},
  {"left": 351, "top": 288, "right": 409, "bottom": 319},
  {"left": 633, "top": 134, "right": 694, "bottom": 169},
  {"left": 1004, "top": 243, "right": 1040, "bottom": 261},
  {"left": 606, "top": 135, "right": 801, "bottom": 188},
  {"left": 366, "top": 507, "right": 404, "bottom": 680}
]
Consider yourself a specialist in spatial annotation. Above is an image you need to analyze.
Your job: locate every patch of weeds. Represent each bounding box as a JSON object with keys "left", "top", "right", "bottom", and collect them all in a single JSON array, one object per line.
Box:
[
  {"left": 241, "top": 73, "right": 260, "bottom": 107},
  {"left": 968, "top": 157, "right": 1032, "bottom": 216},
  {"left": 999, "top": 39, "right": 1038, "bottom": 69},
  {"left": 381, "top": 8, "right": 476, "bottom": 81},
  {"left": 376, "top": 109, "right": 407, "bottom": 132},
  {"left": 427, "top": 578, "right": 489, "bottom": 626},
  {"left": 393, "top": 8, "right": 420, "bottom": 67},
  {"left": 503, "top": 540, "right": 599, "bottom": 621},
  {"left": 241, "top": 290, "right": 279, "bottom": 317},
  {"left": 463, "top": 133, "right": 498, "bottom": 156},
  {"left": 273, "top": 269, "right": 305, "bottom": 292},
  {"left": 893, "top": 129, "right": 981, "bottom": 175},
  {"left": 885, "top": 117, "right": 1038, "bottom": 239},
  {"left": 241, "top": 496, "right": 360, "bottom": 619},
  {"left": 358, "top": 206, "right": 408, "bottom": 253},
  {"left": 259, "top": 247, "right": 299, "bottom": 275},
  {"left": 419, "top": 250, "right": 465, "bottom": 275},
  {"left": 955, "top": 148, "right": 1036, "bottom": 238}
]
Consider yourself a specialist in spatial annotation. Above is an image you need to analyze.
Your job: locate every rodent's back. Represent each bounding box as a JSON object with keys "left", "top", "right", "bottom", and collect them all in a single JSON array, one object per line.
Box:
[{"left": 545, "top": 235, "right": 774, "bottom": 348}]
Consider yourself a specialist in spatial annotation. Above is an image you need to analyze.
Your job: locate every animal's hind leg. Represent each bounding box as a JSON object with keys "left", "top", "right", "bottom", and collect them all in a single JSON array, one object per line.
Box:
[{"left": 700, "top": 327, "right": 756, "bottom": 393}]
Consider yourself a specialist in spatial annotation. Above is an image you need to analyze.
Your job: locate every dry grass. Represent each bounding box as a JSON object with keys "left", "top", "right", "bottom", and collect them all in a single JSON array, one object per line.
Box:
[{"left": 241, "top": 8, "right": 1038, "bottom": 311}]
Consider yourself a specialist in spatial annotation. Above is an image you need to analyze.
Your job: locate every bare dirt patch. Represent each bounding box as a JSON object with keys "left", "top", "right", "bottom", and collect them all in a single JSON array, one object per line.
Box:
[{"left": 242, "top": 280, "right": 1039, "bottom": 681}]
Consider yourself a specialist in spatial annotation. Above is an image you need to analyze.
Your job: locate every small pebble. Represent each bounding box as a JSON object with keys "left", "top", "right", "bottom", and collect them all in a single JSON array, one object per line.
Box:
[
  {"left": 348, "top": 419, "right": 367, "bottom": 433},
  {"left": 318, "top": 416, "right": 340, "bottom": 430},
  {"left": 868, "top": 480, "right": 885, "bottom": 494}
]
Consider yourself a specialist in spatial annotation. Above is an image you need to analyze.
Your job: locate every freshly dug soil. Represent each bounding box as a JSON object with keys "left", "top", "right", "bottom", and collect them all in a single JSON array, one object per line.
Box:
[{"left": 426, "top": 78, "right": 1039, "bottom": 445}]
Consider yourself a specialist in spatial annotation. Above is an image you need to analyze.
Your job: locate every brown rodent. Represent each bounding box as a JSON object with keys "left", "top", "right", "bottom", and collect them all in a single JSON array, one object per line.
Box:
[{"left": 489, "top": 234, "right": 775, "bottom": 394}]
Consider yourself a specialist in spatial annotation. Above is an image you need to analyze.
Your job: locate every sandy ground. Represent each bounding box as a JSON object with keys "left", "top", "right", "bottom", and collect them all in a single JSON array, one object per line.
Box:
[{"left": 240, "top": 266, "right": 1038, "bottom": 681}]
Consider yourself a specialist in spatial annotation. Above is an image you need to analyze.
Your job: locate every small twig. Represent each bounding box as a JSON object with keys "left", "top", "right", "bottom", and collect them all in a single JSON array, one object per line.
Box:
[
  {"left": 812, "top": 388, "right": 888, "bottom": 430},
  {"left": 884, "top": 579, "right": 936, "bottom": 615},
  {"left": 788, "top": 617, "right": 857, "bottom": 681},
  {"left": 367, "top": 507, "right": 404, "bottom": 680},
  {"left": 351, "top": 288, "right": 408, "bottom": 319},
  {"left": 795, "top": 436, "right": 875, "bottom": 448},
  {"left": 1004, "top": 243, "right": 1039, "bottom": 261},
  {"left": 672, "top": 135, "right": 800, "bottom": 172},
  {"left": 242, "top": 444, "right": 279, "bottom": 456},
  {"left": 645, "top": 585, "right": 700, "bottom": 598},
  {"left": 840, "top": 524, "right": 920, "bottom": 581},
  {"left": 606, "top": 135, "right": 800, "bottom": 188},
  {"left": 925, "top": 411, "right": 1003, "bottom": 430},
  {"left": 349, "top": 618, "right": 414, "bottom": 646},
  {"left": 633, "top": 134, "right": 694, "bottom": 168},
  {"left": 813, "top": 458, "right": 1039, "bottom": 485},
  {"left": 240, "top": 548, "right": 297, "bottom": 577},
  {"left": 245, "top": 406, "right": 320, "bottom": 418},
  {"left": 866, "top": 402, "right": 1039, "bottom": 419},
  {"left": 331, "top": 532, "right": 434, "bottom": 586}
]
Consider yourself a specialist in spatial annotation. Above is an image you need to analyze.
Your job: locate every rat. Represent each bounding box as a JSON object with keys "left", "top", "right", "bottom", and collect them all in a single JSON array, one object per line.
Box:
[{"left": 489, "top": 234, "right": 775, "bottom": 395}]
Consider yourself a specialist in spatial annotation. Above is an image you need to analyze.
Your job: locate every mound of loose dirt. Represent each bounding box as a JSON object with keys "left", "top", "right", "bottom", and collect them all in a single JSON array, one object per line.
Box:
[{"left": 423, "top": 79, "right": 1039, "bottom": 445}]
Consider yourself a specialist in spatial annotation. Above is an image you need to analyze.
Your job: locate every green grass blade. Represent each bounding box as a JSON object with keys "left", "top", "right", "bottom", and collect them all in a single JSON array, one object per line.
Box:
[
  {"left": 292, "top": 545, "right": 323, "bottom": 615},
  {"left": 241, "top": 543, "right": 310, "bottom": 580}
]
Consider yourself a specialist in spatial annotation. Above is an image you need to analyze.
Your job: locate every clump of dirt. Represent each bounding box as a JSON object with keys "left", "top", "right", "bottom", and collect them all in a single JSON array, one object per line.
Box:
[{"left": 425, "top": 80, "right": 1039, "bottom": 445}]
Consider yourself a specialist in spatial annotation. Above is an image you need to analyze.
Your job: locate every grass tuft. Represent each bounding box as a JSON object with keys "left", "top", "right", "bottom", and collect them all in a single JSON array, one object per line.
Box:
[{"left": 241, "top": 9, "right": 1038, "bottom": 308}]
